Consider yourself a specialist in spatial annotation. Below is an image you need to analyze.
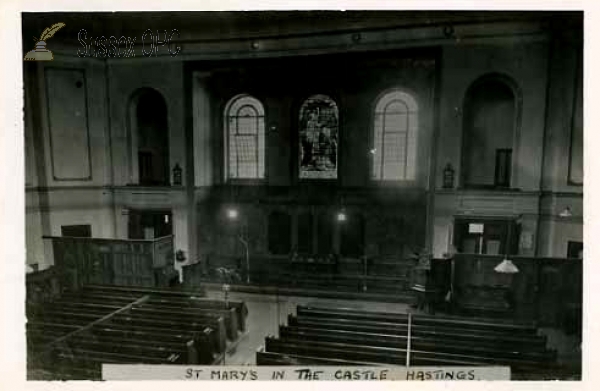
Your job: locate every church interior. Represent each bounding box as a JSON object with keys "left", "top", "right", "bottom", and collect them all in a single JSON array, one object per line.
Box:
[{"left": 21, "top": 11, "right": 583, "bottom": 380}]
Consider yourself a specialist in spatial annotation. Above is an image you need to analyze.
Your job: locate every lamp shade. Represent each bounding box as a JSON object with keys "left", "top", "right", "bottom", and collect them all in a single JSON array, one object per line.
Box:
[
  {"left": 559, "top": 207, "right": 573, "bottom": 218},
  {"left": 494, "top": 258, "right": 519, "bottom": 274}
]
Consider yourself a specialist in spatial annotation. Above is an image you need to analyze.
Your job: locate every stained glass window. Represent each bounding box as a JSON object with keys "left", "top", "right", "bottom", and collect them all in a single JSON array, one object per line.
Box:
[
  {"left": 299, "top": 95, "right": 338, "bottom": 179},
  {"left": 224, "top": 95, "right": 265, "bottom": 180},
  {"left": 372, "top": 90, "right": 418, "bottom": 181}
]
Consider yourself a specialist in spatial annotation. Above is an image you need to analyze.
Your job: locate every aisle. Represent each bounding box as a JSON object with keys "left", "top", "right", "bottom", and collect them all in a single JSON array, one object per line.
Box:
[{"left": 204, "top": 290, "right": 411, "bottom": 365}]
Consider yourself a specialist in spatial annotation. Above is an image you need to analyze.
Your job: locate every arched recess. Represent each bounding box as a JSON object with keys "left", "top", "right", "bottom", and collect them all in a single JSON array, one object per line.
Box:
[
  {"left": 268, "top": 210, "right": 292, "bottom": 255},
  {"left": 128, "top": 88, "right": 170, "bottom": 186},
  {"left": 461, "top": 74, "right": 521, "bottom": 189},
  {"left": 340, "top": 212, "right": 366, "bottom": 257}
]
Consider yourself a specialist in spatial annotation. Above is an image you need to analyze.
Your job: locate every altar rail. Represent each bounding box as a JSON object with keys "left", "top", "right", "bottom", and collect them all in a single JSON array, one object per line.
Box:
[
  {"left": 182, "top": 254, "right": 416, "bottom": 296},
  {"left": 42, "top": 235, "right": 178, "bottom": 291}
]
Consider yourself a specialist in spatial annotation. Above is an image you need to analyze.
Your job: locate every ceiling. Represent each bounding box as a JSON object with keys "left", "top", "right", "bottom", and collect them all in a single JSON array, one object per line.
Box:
[{"left": 22, "top": 11, "right": 580, "bottom": 44}]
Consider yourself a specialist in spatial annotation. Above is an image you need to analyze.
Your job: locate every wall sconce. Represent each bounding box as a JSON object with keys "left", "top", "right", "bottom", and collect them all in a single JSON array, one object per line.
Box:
[
  {"left": 268, "top": 123, "right": 278, "bottom": 133},
  {"left": 337, "top": 211, "right": 347, "bottom": 223},
  {"left": 250, "top": 41, "right": 259, "bottom": 50},
  {"left": 443, "top": 163, "right": 455, "bottom": 189},
  {"left": 172, "top": 163, "right": 182, "bottom": 186}
]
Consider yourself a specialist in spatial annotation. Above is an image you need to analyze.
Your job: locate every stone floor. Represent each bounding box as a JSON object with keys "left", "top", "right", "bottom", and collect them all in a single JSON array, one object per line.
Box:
[{"left": 204, "top": 288, "right": 581, "bottom": 373}]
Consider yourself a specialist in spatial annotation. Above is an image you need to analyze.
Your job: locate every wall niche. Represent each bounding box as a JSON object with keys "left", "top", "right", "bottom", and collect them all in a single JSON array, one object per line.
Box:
[
  {"left": 129, "top": 88, "right": 170, "bottom": 186},
  {"left": 461, "top": 75, "right": 519, "bottom": 189}
]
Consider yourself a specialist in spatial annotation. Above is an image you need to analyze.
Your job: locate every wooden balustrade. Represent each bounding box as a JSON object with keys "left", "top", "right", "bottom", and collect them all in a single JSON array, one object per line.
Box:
[{"left": 43, "top": 235, "right": 179, "bottom": 290}]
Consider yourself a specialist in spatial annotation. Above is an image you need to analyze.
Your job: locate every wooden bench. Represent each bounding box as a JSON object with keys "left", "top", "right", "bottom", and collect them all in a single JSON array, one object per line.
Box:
[
  {"left": 131, "top": 302, "right": 241, "bottom": 339},
  {"left": 43, "top": 347, "right": 180, "bottom": 380},
  {"left": 256, "top": 305, "right": 558, "bottom": 377},
  {"left": 92, "top": 322, "right": 219, "bottom": 360},
  {"left": 85, "top": 326, "right": 209, "bottom": 363},
  {"left": 277, "top": 327, "right": 555, "bottom": 371},
  {"left": 256, "top": 349, "right": 379, "bottom": 366},
  {"left": 107, "top": 311, "right": 228, "bottom": 353},
  {"left": 297, "top": 306, "right": 539, "bottom": 336},
  {"left": 288, "top": 315, "right": 548, "bottom": 352},
  {"left": 27, "top": 284, "right": 248, "bottom": 379},
  {"left": 279, "top": 325, "right": 556, "bottom": 363},
  {"left": 144, "top": 296, "right": 248, "bottom": 332},
  {"left": 265, "top": 336, "right": 552, "bottom": 372}
]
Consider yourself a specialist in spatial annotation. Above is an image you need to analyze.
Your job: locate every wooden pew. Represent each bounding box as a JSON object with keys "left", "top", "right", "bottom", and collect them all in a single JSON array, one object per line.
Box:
[
  {"left": 93, "top": 321, "right": 219, "bottom": 359},
  {"left": 265, "top": 336, "right": 407, "bottom": 365},
  {"left": 288, "top": 315, "right": 548, "bottom": 352},
  {"left": 144, "top": 296, "right": 248, "bottom": 332},
  {"left": 264, "top": 336, "right": 551, "bottom": 372},
  {"left": 27, "top": 284, "right": 248, "bottom": 379},
  {"left": 53, "top": 337, "right": 186, "bottom": 363},
  {"left": 130, "top": 303, "right": 241, "bottom": 339},
  {"left": 297, "top": 306, "right": 539, "bottom": 336},
  {"left": 277, "top": 329, "right": 555, "bottom": 371},
  {"left": 45, "top": 346, "right": 180, "bottom": 380},
  {"left": 57, "top": 292, "right": 142, "bottom": 306},
  {"left": 81, "top": 285, "right": 247, "bottom": 336},
  {"left": 279, "top": 325, "right": 556, "bottom": 363},
  {"left": 106, "top": 311, "right": 227, "bottom": 354},
  {"left": 256, "top": 349, "right": 379, "bottom": 366},
  {"left": 88, "top": 325, "right": 214, "bottom": 364},
  {"left": 83, "top": 284, "right": 206, "bottom": 297},
  {"left": 277, "top": 306, "right": 557, "bottom": 376}
]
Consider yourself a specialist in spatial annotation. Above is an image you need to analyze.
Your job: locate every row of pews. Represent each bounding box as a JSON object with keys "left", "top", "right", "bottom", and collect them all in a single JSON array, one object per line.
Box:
[
  {"left": 257, "top": 305, "right": 563, "bottom": 380},
  {"left": 27, "top": 285, "right": 248, "bottom": 380}
]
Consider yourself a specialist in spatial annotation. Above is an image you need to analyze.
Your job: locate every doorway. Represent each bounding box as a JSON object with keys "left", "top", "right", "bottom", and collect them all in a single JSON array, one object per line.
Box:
[
  {"left": 453, "top": 218, "right": 518, "bottom": 255},
  {"left": 128, "top": 209, "right": 172, "bottom": 239}
]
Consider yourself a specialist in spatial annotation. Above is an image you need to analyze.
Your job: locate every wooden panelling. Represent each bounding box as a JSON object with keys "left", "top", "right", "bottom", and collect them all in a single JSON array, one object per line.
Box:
[
  {"left": 451, "top": 254, "right": 582, "bottom": 327},
  {"left": 45, "top": 236, "right": 176, "bottom": 289}
]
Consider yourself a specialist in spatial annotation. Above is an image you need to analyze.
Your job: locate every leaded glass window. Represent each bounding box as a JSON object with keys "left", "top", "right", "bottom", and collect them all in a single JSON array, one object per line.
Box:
[
  {"left": 224, "top": 95, "right": 265, "bottom": 180},
  {"left": 372, "top": 90, "right": 418, "bottom": 181}
]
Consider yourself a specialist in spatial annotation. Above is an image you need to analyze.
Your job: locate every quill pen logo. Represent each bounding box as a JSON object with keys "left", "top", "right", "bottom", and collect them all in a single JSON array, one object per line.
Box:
[{"left": 24, "top": 22, "right": 65, "bottom": 61}]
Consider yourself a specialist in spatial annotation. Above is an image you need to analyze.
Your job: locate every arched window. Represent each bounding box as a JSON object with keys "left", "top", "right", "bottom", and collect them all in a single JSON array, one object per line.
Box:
[
  {"left": 372, "top": 90, "right": 418, "bottom": 181},
  {"left": 299, "top": 95, "right": 339, "bottom": 179},
  {"left": 224, "top": 94, "right": 265, "bottom": 180}
]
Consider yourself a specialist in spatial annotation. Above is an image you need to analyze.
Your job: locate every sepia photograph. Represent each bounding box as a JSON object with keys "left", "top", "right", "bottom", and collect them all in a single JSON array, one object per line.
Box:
[{"left": 12, "top": 7, "right": 586, "bottom": 382}]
